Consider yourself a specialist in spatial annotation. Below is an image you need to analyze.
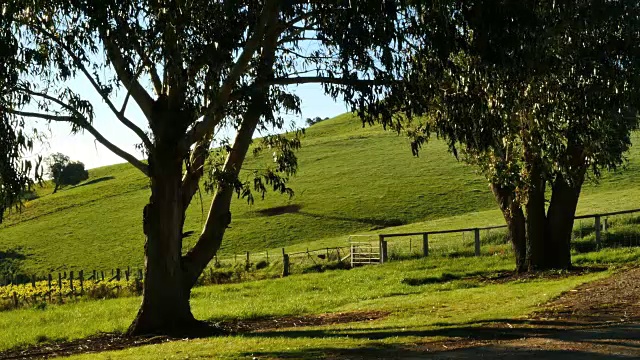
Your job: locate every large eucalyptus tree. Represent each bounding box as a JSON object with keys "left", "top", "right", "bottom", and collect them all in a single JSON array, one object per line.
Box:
[
  {"left": 380, "top": 0, "right": 640, "bottom": 271},
  {"left": 1, "top": 0, "right": 415, "bottom": 334}
]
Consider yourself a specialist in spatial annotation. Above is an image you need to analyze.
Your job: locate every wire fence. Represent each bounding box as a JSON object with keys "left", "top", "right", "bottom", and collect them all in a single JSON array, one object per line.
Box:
[
  {"left": 3, "top": 208, "right": 640, "bottom": 311},
  {"left": 0, "top": 269, "right": 142, "bottom": 311}
]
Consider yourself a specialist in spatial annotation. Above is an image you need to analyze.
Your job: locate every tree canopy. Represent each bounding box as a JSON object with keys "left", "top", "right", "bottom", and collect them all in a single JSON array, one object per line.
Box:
[{"left": 380, "top": 0, "right": 640, "bottom": 271}]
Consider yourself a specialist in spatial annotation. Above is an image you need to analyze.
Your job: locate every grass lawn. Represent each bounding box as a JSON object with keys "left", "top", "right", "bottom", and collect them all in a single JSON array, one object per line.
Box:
[
  {"left": 2, "top": 113, "right": 640, "bottom": 274},
  {"left": 3, "top": 247, "right": 638, "bottom": 358}
]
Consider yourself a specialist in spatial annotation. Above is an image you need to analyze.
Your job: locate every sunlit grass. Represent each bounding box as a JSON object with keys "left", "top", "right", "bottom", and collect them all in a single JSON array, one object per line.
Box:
[
  {"left": 2, "top": 250, "right": 628, "bottom": 354},
  {"left": 2, "top": 113, "right": 640, "bottom": 274}
]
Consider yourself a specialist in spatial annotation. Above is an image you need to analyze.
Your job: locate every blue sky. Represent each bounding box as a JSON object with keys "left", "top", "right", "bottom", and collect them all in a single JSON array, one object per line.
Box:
[{"left": 30, "top": 81, "right": 348, "bottom": 170}]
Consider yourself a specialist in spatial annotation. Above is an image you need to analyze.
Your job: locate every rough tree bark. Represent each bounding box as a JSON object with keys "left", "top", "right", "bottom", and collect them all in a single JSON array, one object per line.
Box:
[
  {"left": 491, "top": 183, "right": 526, "bottom": 272},
  {"left": 127, "top": 107, "right": 197, "bottom": 335},
  {"left": 544, "top": 174, "right": 583, "bottom": 269},
  {"left": 525, "top": 159, "right": 548, "bottom": 271},
  {"left": 544, "top": 144, "right": 587, "bottom": 270}
]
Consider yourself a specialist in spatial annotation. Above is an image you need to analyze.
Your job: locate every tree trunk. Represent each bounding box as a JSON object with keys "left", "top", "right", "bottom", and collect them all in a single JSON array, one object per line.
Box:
[
  {"left": 508, "top": 204, "right": 527, "bottom": 272},
  {"left": 525, "top": 161, "right": 547, "bottom": 271},
  {"left": 128, "top": 22, "right": 279, "bottom": 334},
  {"left": 181, "top": 27, "right": 279, "bottom": 289},
  {"left": 545, "top": 169, "right": 587, "bottom": 270},
  {"left": 490, "top": 183, "right": 526, "bottom": 272},
  {"left": 127, "top": 146, "right": 196, "bottom": 336},
  {"left": 181, "top": 97, "right": 264, "bottom": 288}
]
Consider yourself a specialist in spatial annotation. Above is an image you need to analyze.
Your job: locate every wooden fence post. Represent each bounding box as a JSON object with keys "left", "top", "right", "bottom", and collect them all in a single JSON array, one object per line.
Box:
[
  {"left": 266, "top": 250, "right": 269, "bottom": 263},
  {"left": 47, "top": 274, "right": 52, "bottom": 302},
  {"left": 350, "top": 244, "right": 355, "bottom": 267},
  {"left": 595, "top": 215, "right": 602, "bottom": 249},
  {"left": 13, "top": 292, "right": 18, "bottom": 308},
  {"left": 423, "top": 233, "right": 429, "bottom": 257},
  {"left": 31, "top": 274, "right": 36, "bottom": 288},
  {"left": 58, "top": 273, "right": 62, "bottom": 291},
  {"left": 79, "top": 270, "right": 84, "bottom": 294},
  {"left": 116, "top": 268, "right": 121, "bottom": 281},
  {"left": 245, "top": 251, "right": 250, "bottom": 271},
  {"left": 282, "top": 248, "right": 290, "bottom": 277},
  {"left": 474, "top": 228, "right": 481, "bottom": 256},
  {"left": 101, "top": 271, "right": 105, "bottom": 281},
  {"left": 69, "top": 271, "right": 74, "bottom": 294},
  {"left": 379, "top": 235, "right": 388, "bottom": 263}
]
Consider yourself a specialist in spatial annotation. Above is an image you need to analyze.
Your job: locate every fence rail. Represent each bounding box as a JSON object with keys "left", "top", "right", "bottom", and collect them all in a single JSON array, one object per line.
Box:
[{"left": 377, "top": 208, "right": 640, "bottom": 258}]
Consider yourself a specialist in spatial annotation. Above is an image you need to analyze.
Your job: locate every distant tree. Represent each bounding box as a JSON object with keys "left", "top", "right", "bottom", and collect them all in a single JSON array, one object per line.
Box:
[
  {"left": 305, "top": 116, "right": 325, "bottom": 127},
  {"left": 46, "top": 154, "right": 89, "bottom": 193},
  {"left": 46, "top": 153, "right": 69, "bottom": 194},
  {"left": 380, "top": 1, "right": 640, "bottom": 271},
  {"left": 61, "top": 162, "right": 89, "bottom": 187}
]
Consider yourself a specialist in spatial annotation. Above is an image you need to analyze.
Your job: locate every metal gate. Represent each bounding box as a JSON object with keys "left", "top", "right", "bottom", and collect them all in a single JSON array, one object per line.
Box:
[{"left": 350, "top": 242, "right": 381, "bottom": 267}]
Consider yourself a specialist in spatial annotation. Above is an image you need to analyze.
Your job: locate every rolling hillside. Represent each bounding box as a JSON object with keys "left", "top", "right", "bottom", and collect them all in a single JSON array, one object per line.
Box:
[{"left": 2, "top": 113, "right": 640, "bottom": 273}]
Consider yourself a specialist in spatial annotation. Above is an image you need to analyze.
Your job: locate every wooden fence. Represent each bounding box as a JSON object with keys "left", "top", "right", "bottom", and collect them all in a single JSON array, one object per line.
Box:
[
  {"left": 376, "top": 208, "right": 640, "bottom": 261},
  {"left": 2, "top": 267, "right": 142, "bottom": 287},
  {"left": 1, "top": 267, "right": 143, "bottom": 310},
  {"left": 213, "top": 246, "right": 352, "bottom": 277},
  {"left": 4, "top": 207, "right": 640, "bottom": 305}
]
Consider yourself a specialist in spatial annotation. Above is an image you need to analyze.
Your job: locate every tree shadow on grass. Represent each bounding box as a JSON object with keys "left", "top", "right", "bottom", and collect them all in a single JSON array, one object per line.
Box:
[
  {"left": 252, "top": 204, "right": 406, "bottom": 229},
  {"left": 243, "top": 344, "right": 637, "bottom": 360},
  {"left": 0, "top": 247, "right": 27, "bottom": 284},
  {"left": 242, "top": 322, "right": 640, "bottom": 359},
  {"left": 0, "top": 248, "right": 26, "bottom": 261},
  {"left": 256, "top": 204, "right": 303, "bottom": 216},
  {"left": 297, "top": 211, "right": 406, "bottom": 229},
  {"left": 74, "top": 176, "right": 116, "bottom": 188}
]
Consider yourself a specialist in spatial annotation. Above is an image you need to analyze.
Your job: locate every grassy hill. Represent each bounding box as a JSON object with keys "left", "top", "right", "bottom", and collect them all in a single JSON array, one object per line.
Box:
[{"left": 2, "top": 113, "right": 640, "bottom": 273}]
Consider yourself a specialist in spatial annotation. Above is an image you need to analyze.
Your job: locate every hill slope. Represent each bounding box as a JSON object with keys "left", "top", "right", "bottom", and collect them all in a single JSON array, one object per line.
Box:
[{"left": 2, "top": 113, "right": 640, "bottom": 273}]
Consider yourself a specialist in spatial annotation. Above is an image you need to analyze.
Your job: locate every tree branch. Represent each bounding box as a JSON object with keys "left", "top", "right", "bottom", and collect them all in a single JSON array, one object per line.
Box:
[
  {"left": 181, "top": 8, "right": 283, "bottom": 287},
  {"left": 100, "top": 29, "right": 156, "bottom": 125},
  {"left": 32, "top": 23, "right": 154, "bottom": 150},
  {"left": 267, "top": 76, "right": 392, "bottom": 86},
  {"left": 281, "top": 10, "right": 320, "bottom": 30},
  {"left": 131, "top": 37, "right": 163, "bottom": 95},
  {"left": 277, "top": 36, "right": 324, "bottom": 46},
  {"left": 9, "top": 110, "right": 149, "bottom": 176},
  {"left": 185, "top": 0, "right": 280, "bottom": 147},
  {"left": 278, "top": 48, "right": 335, "bottom": 60}
]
